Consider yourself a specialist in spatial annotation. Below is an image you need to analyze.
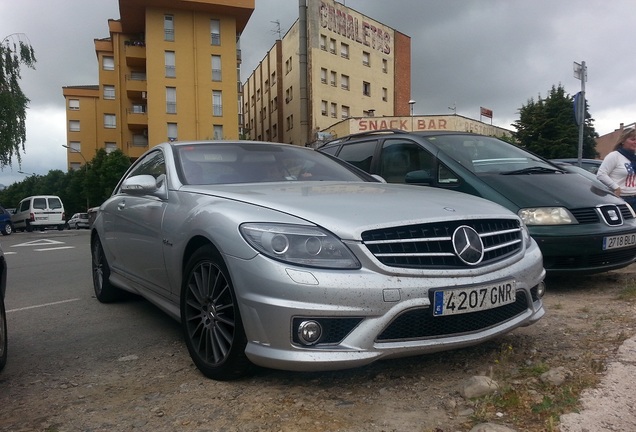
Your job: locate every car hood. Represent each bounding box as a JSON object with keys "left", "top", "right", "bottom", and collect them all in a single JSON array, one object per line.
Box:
[
  {"left": 183, "top": 182, "right": 517, "bottom": 239},
  {"left": 478, "top": 172, "right": 621, "bottom": 209}
]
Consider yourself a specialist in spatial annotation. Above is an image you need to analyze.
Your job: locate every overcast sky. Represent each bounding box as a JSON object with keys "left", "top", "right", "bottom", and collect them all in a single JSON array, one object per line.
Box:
[{"left": 1, "top": 0, "right": 633, "bottom": 187}]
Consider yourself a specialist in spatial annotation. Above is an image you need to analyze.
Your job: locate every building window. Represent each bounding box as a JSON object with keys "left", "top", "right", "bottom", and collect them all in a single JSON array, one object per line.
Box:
[
  {"left": 340, "top": 43, "right": 349, "bottom": 59},
  {"left": 382, "top": 87, "right": 388, "bottom": 102},
  {"left": 329, "top": 38, "right": 336, "bottom": 54},
  {"left": 330, "top": 71, "right": 336, "bottom": 87},
  {"left": 70, "top": 162, "right": 81, "bottom": 171},
  {"left": 164, "top": 15, "right": 174, "bottom": 41},
  {"left": 105, "top": 142, "right": 117, "bottom": 153},
  {"left": 285, "top": 57, "right": 292, "bottom": 74},
  {"left": 69, "top": 120, "right": 80, "bottom": 132},
  {"left": 104, "top": 114, "right": 116, "bottom": 129},
  {"left": 320, "top": 68, "right": 327, "bottom": 84},
  {"left": 167, "top": 123, "right": 178, "bottom": 141},
  {"left": 362, "top": 51, "right": 370, "bottom": 67},
  {"left": 256, "top": 89, "right": 261, "bottom": 101},
  {"left": 210, "top": 19, "right": 221, "bottom": 45},
  {"left": 286, "top": 114, "right": 294, "bottom": 130},
  {"left": 341, "top": 74, "right": 349, "bottom": 90},
  {"left": 272, "top": 96, "right": 278, "bottom": 110},
  {"left": 285, "top": 87, "right": 293, "bottom": 103},
  {"left": 382, "top": 59, "right": 388, "bottom": 73},
  {"left": 271, "top": 71, "right": 276, "bottom": 84},
  {"left": 213, "top": 90, "right": 223, "bottom": 116},
  {"left": 321, "top": 100, "right": 328, "bottom": 116},
  {"left": 68, "top": 99, "right": 80, "bottom": 110},
  {"left": 210, "top": 55, "right": 222, "bottom": 81},
  {"left": 166, "top": 87, "right": 177, "bottom": 114},
  {"left": 102, "top": 56, "right": 114, "bottom": 71},
  {"left": 69, "top": 141, "right": 81, "bottom": 152},
  {"left": 165, "top": 51, "right": 176, "bottom": 78},
  {"left": 363, "top": 81, "right": 371, "bottom": 96},
  {"left": 342, "top": 105, "right": 350, "bottom": 119},
  {"left": 272, "top": 124, "right": 278, "bottom": 138},
  {"left": 330, "top": 102, "right": 337, "bottom": 118},
  {"left": 103, "top": 85, "right": 115, "bottom": 100},
  {"left": 264, "top": 79, "right": 269, "bottom": 91},
  {"left": 213, "top": 125, "right": 223, "bottom": 140},
  {"left": 132, "top": 104, "right": 146, "bottom": 113},
  {"left": 320, "top": 34, "right": 327, "bottom": 51}
]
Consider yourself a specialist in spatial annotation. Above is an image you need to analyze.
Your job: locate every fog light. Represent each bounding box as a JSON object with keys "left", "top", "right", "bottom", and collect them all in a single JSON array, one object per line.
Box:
[
  {"left": 297, "top": 320, "right": 322, "bottom": 345},
  {"left": 537, "top": 281, "right": 546, "bottom": 298}
]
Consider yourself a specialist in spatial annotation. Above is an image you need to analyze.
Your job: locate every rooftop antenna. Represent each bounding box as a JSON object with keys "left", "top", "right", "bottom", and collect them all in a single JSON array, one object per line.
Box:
[
  {"left": 448, "top": 103, "right": 456, "bottom": 115},
  {"left": 271, "top": 20, "right": 282, "bottom": 40}
]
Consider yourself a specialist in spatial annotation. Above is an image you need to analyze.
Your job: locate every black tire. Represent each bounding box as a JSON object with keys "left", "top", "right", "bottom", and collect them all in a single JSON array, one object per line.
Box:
[
  {"left": 0, "top": 295, "right": 7, "bottom": 371},
  {"left": 181, "top": 244, "right": 252, "bottom": 380},
  {"left": 25, "top": 221, "right": 32, "bottom": 232},
  {"left": 1, "top": 222, "right": 12, "bottom": 236},
  {"left": 75, "top": 224, "right": 80, "bottom": 230},
  {"left": 91, "top": 236, "right": 125, "bottom": 303}
]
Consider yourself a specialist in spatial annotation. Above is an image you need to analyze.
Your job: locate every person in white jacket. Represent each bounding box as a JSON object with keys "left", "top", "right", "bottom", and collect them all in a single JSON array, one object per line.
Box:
[{"left": 597, "top": 127, "right": 636, "bottom": 209}]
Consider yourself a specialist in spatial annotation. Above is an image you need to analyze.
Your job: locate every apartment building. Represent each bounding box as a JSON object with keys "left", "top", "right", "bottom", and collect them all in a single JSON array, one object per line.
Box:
[
  {"left": 62, "top": 0, "right": 254, "bottom": 168},
  {"left": 243, "top": 0, "right": 411, "bottom": 145}
]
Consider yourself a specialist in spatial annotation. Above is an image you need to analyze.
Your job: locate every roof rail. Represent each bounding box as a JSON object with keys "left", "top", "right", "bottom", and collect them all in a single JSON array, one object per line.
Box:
[{"left": 323, "top": 129, "right": 408, "bottom": 145}]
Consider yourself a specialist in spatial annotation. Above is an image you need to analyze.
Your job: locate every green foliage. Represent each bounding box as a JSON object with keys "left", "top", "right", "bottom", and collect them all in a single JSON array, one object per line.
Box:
[
  {"left": 0, "top": 34, "right": 36, "bottom": 167},
  {"left": 512, "top": 84, "right": 599, "bottom": 159},
  {"left": 0, "top": 150, "right": 131, "bottom": 218}
]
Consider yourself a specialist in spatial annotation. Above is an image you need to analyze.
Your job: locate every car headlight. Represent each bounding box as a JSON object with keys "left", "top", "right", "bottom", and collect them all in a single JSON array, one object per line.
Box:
[
  {"left": 518, "top": 207, "right": 576, "bottom": 225},
  {"left": 240, "top": 223, "right": 361, "bottom": 269}
]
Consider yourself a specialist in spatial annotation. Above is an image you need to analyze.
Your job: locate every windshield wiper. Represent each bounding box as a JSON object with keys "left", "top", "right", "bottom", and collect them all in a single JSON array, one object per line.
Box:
[{"left": 501, "top": 166, "right": 565, "bottom": 175}]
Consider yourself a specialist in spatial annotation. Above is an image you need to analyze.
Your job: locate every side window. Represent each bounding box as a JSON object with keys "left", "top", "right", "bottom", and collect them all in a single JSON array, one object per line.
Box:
[
  {"left": 319, "top": 145, "right": 339, "bottom": 156},
  {"left": 379, "top": 139, "right": 434, "bottom": 184},
  {"left": 438, "top": 163, "right": 460, "bottom": 185},
  {"left": 121, "top": 150, "right": 166, "bottom": 191},
  {"left": 19, "top": 201, "right": 29, "bottom": 212},
  {"left": 336, "top": 140, "right": 376, "bottom": 172}
]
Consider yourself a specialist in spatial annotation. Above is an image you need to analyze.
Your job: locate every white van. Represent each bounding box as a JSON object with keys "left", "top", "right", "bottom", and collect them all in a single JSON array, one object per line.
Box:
[{"left": 12, "top": 195, "right": 66, "bottom": 232}]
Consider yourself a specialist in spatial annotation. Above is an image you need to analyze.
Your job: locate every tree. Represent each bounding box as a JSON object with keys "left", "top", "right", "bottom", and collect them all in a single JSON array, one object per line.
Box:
[
  {"left": 0, "top": 33, "right": 36, "bottom": 167},
  {"left": 512, "top": 84, "right": 599, "bottom": 159}
]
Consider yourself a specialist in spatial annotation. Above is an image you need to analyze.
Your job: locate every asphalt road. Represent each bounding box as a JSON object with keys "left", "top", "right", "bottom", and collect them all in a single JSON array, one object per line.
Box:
[{"left": 0, "top": 229, "right": 183, "bottom": 381}]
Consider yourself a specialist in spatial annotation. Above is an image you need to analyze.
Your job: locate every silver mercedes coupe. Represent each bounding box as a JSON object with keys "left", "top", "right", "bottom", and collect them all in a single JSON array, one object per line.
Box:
[{"left": 91, "top": 141, "right": 546, "bottom": 380}]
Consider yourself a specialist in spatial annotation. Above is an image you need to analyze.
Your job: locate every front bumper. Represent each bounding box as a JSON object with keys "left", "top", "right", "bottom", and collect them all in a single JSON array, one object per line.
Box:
[{"left": 225, "top": 239, "right": 545, "bottom": 372}]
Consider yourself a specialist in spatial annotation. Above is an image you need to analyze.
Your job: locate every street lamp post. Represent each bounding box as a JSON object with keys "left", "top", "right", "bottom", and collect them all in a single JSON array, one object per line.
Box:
[
  {"left": 62, "top": 145, "right": 89, "bottom": 210},
  {"left": 408, "top": 100, "right": 416, "bottom": 131}
]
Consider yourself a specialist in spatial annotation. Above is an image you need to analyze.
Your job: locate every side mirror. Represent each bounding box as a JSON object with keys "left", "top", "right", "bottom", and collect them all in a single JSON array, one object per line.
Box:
[
  {"left": 121, "top": 175, "right": 160, "bottom": 195},
  {"left": 405, "top": 170, "right": 433, "bottom": 185}
]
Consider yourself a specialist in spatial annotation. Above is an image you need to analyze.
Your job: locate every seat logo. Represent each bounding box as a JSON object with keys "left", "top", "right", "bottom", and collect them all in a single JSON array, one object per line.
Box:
[{"left": 452, "top": 225, "right": 484, "bottom": 265}]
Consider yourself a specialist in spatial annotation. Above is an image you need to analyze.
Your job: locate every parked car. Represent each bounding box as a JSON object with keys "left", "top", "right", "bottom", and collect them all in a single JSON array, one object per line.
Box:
[
  {"left": 12, "top": 195, "right": 66, "bottom": 232},
  {"left": 0, "top": 206, "right": 13, "bottom": 235},
  {"left": 318, "top": 130, "right": 636, "bottom": 274},
  {"left": 0, "top": 245, "right": 7, "bottom": 371},
  {"left": 551, "top": 158, "right": 602, "bottom": 174},
  {"left": 91, "top": 140, "right": 546, "bottom": 380},
  {"left": 67, "top": 212, "right": 90, "bottom": 230},
  {"left": 549, "top": 160, "right": 610, "bottom": 191}
]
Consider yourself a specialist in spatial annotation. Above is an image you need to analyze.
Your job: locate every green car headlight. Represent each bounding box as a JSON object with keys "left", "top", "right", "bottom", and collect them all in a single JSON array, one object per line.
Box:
[{"left": 518, "top": 207, "right": 576, "bottom": 226}]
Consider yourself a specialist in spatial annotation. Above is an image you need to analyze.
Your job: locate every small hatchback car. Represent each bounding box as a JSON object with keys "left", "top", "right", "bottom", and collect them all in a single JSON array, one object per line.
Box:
[
  {"left": 91, "top": 140, "right": 545, "bottom": 380},
  {"left": 0, "top": 245, "right": 7, "bottom": 371},
  {"left": 67, "top": 212, "right": 90, "bottom": 229},
  {"left": 318, "top": 130, "right": 636, "bottom": 274}
]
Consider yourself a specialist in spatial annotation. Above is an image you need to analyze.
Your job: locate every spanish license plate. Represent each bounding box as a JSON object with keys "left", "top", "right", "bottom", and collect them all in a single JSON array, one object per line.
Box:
[
  {"left": 433, "top": 280, "right": 516, "bottom": 317},
  {"left": 603, "top": 233, "right": 636, "bottom": 250}
]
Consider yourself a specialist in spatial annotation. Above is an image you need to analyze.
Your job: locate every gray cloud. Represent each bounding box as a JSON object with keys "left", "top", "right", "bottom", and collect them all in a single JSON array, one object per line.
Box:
[{"left": 0, "top": 0, "right": 631, "bottom": 188}]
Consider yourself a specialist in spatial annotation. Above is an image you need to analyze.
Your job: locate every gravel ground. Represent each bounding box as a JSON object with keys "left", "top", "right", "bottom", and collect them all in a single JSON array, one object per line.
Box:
[{"left": 1, "top": 267, "right": 635, "bottom": 432}]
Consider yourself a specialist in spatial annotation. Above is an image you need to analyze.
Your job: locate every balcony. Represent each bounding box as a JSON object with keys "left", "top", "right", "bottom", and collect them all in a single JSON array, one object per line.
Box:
[
  {"left": 125, "top": 44, "right": 146, "bottom": 67},
  {"left": 127, "top": 105, "right": 148, "bottom": 127}
]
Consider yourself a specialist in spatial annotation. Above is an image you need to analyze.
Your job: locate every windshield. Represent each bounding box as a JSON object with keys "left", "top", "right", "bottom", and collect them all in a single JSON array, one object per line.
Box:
[
  {"left": 176, "top": 142, "right": 374, "bottom": 185},
  {"left": 427, "top": 135, "right": 558, "bottom": 174}
]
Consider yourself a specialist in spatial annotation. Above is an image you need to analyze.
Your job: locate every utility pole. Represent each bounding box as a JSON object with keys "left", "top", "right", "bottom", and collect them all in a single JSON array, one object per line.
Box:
[{"left": 573, "top": 61, "right": 587, "bottom": 167}]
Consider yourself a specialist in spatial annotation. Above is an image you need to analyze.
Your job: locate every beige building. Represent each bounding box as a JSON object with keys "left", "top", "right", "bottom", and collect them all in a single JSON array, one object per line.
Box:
[
  {"left": 243, "top": 0, "right": 411, "bottom": 146},
  {"left": 62, "top": 0, "right": 254, "bottom": 169},
  {"left": 596, "top": 122, "right": 636, "bottom": 159}
]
